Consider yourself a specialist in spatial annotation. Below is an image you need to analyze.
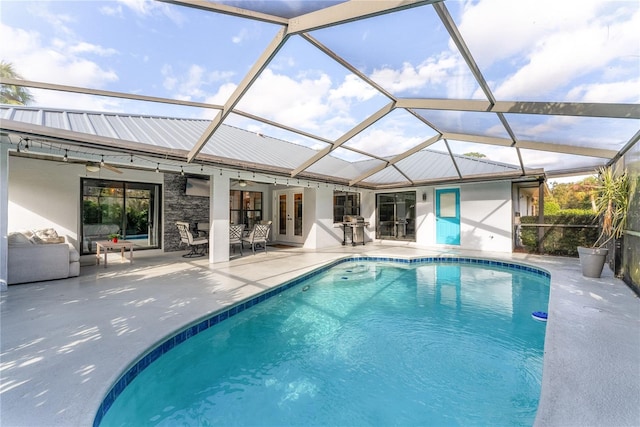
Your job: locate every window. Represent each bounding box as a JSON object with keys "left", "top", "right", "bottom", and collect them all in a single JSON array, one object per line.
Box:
[
  {"left": 230, "top": 190, "right": 263, "bottom": 230},
  {"left": 334, "top": 191, "right": 361, "bottom": 222},
  {"left": 81, "top": 178, "right": 161, "bottom": 254}
]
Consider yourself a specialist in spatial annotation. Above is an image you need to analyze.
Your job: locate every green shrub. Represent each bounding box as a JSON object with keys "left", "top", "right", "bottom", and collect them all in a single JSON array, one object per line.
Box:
[
  {"left": 558, "top": 208, "right": 594, "bottom": 216},
  {"left": 519, "top": 213, "right": 598, "bottom": 256},
  {"left": 543, "top": 200, "right": 561, "bottom": 215}
]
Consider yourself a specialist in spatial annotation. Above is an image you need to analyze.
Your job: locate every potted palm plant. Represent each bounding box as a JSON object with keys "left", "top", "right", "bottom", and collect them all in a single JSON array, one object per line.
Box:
[{"left": 578, "top": 165, "right": 631, "bottom": 278}]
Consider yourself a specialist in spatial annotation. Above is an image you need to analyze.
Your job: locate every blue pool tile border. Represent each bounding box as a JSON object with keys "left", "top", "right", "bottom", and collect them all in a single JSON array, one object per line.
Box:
[{"left": 93, "top": 255, "right": 549, "bottom": 426}]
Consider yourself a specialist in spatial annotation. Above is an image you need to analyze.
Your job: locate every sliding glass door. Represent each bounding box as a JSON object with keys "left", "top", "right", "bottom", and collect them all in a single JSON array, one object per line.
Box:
[
  {"left": 376, "top": 191, "right": 416, "bottom": 241},
  {"left": 81, "top": 179, "right": 161, "bottom": 254}
]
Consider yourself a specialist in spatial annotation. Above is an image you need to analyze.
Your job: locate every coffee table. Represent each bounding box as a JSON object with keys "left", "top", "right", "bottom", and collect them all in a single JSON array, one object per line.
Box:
[{"left": 95, "top": 240, "right": 134, "bottom": 268}]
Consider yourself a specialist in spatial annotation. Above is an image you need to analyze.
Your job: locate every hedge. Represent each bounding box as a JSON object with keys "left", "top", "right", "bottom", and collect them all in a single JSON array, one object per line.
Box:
[{"left": 519, "top": 213, "right": 599, "bottom": 256}]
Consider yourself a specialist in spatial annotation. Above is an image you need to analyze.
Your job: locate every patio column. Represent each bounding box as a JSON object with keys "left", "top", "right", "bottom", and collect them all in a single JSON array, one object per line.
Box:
[
  {"left": 210, "top": 172, "right": 230, "bottom": 263},
  {"left": 538, "top": 178, "right": 545, "bottom": 254},
  {"left": 1, "top": 144, "right": 8, "bottom": 291}
]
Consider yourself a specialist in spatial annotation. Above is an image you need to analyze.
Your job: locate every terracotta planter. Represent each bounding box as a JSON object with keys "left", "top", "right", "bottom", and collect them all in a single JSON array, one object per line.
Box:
[{"left": 577, "top": 246, "right": 608, "bottom": 278}]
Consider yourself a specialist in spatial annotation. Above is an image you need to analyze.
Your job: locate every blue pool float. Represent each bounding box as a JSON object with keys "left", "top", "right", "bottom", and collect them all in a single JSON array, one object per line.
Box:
[{"left": 531, "top": 311, "right": 548, "bottom": 322}]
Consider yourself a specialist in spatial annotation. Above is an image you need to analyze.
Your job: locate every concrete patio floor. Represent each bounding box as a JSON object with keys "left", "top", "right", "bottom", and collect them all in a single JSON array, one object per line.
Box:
[{"left": 1, "top": 243, "right": 639, "bottom": 426}]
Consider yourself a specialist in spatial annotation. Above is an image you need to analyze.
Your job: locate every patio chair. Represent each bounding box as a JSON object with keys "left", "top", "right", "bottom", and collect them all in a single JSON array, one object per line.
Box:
[
  {"left": 229, "top": 224, "right": 245, "bottom": 256},
  {"left": 176, "top": 221, "right": 208, "bottom": 258},
  {"left": 242, "top": 221, "right": 272, "bottom": 254}
]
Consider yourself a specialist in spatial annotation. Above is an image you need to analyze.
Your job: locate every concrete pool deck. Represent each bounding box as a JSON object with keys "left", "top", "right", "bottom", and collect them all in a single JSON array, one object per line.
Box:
[{"left": 1, "top": 244, "right": 639, "bottom": 426}]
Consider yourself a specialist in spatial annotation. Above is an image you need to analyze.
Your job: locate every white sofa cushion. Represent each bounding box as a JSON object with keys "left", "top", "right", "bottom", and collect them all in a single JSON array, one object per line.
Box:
[
  {"left": 68, "top": 245, "right": 80, "bottom": 262},
  {"left": 8, "top": 243, "right": 71, "bottom": 284}
]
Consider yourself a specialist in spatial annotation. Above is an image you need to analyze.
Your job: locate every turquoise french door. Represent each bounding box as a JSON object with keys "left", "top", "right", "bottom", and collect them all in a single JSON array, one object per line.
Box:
[{"left": 436, "top": 188, "right": 460, "bottom": 245}]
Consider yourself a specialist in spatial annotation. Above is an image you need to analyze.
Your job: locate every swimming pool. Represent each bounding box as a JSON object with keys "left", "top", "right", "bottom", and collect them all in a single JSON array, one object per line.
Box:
[{"left": 96, "top": 257, "right": 550, "bottom": 426}]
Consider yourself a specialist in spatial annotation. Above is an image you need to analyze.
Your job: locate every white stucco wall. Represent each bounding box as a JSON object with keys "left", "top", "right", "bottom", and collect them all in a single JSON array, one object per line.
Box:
[
  {"left": 303, "top": 186, "right": 343, "bottom": 249},
  {"left": 459, "top": 181, "right": 513, "bottom": 252},
  {"left": 7, "top": 156, "right": 163, "bottom": 253},
  {"left": 367, "top": 183, "right": 513, "bottom": 253},
  {"left": 414, "top": 186, "right": 434, "bottom": 247}
]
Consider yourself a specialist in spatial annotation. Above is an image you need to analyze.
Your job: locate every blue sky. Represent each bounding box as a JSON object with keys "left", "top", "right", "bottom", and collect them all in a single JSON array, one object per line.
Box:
[{"left": 1, "top": 0, "right": 638, "bottom": 172}]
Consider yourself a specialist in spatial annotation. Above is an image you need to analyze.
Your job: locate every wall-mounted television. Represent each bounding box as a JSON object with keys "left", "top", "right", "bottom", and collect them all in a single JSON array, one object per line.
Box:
[{"left": 185, "top": 177, "right": 210, "bottom": 197}]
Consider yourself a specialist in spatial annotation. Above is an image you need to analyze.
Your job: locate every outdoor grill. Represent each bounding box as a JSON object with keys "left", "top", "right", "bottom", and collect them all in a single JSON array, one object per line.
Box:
[{"left": 341, "top": 215, "right": 368, "bottom": 246}]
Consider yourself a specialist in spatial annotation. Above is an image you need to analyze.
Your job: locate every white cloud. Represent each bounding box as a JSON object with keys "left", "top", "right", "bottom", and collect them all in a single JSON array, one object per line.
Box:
[
  {"left": 236, "top": 69, "right": 332, "bottom": 131},
  {"left": 369, "top": 52, "right": 462, "bottom": 95},
  {"left": 205, "top": 82, "right": 237, "bottom": 106},
  {"left": 161, "top": 65, "right": 177, "bottom": 91},
  {"left": 116, "top": 0, "right": 185, "bottom": 26},
  {"left": 458, "top": 0, "right": 600, "bottom": 68},
  {"left": 567, "top": 78, "right": 640, "bottom": 103},
  {"left": 328, "top": 74, "right": 378, "bottom": 102},
  {"left": 161, "top": 64, "right": 235, "bottom": 102},
  {"left": 68, "top": 42, "right": 118, "bottom": 57},
  {"left": 29, "top": 6, "right": 76, "bottom": 37},
  {"left": 100, "top": 4, "right": 124, "bottom": 17},
  {"left": 348, "top": 128, "right": 424, "bottom": 158},
  {"left": 458, "top": 0, "right": 640, "bottom": 102},
  {"left": 0, "top": 23, "right": 118, "bottom": 88},
  {"left": 0, "top": 22, "right": 119, "bottom": 110},
  {"left": 232, "top": 28, "right": 249, "bottom": 44}
]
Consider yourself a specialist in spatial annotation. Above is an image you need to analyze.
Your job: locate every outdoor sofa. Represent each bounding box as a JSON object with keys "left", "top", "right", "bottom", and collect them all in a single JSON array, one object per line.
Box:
[{"left": 7, "top": 228, "right": 80, "bottom": 285}]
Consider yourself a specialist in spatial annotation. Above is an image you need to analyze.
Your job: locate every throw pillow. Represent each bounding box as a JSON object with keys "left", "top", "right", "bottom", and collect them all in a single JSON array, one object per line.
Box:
[
  {"left": 33, "top": 228, "right": 65, "bottom": 244},
  {"left": 35, "top": 228, "right": 59, "bottom": 239},
  {"left": 8, "top": 232, "right": 34, "bottom": 246}
]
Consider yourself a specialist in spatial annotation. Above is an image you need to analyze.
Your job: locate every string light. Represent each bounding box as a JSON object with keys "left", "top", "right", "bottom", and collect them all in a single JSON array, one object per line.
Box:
[
  {"left": 63, "top": 150, "right": 68, "bottom": 162},
  {"left": 23, "top": 138, "right": 30, "bottom": 152},
  {"left": 130, "top": 154, "right": 134, "bottom": 163},
  {"left": 180, "top": 166, "right": 185, "bottom": 176},
  {"left": 100, "top": 155, "right": 105, "bottom": 166},
  {"left": 155, "top": 163, "right": 160, "bottom": 173}
]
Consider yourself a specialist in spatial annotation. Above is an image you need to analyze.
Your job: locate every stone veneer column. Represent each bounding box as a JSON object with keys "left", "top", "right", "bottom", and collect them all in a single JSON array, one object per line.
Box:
[{"left": 163, "top": 173, "right": 210, "bottom": 252}]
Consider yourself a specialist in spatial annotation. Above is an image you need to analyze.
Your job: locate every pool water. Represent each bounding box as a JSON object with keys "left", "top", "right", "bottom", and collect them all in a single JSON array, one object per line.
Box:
[{"left": 100, "top": 261, "right": 549, "bottom": 426}]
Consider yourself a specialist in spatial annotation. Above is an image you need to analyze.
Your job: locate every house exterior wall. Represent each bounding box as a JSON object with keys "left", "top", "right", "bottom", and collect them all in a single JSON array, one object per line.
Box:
[
  {"left": 7, "top": 156, "right": 163, "bottom": 257},
  {"left": 303, "top": 187, "right": 338, "bottom": 249},
  {"left": 459, "top": 181, "right": 513, "bottom": 253},
  {"left": 8, "top": 156, "right": 83, "bottom": 247},
  {"left": 416, "top": 187, "right": 435, "bottom": 247},
  {"left": 373, "top": 182, "right": 512, "bottom": 253},
  {"left": 5, "top": 155, "right": 515, "bottom": 274}
]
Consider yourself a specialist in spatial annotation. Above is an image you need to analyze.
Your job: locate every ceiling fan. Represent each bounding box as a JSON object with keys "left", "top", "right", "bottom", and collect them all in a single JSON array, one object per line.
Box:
[
  {"left": 235, "top": 178, "right": 256, "bottom": 187},
  {"left": 85, "top": 156, "right": 123, "bottom": 174}
]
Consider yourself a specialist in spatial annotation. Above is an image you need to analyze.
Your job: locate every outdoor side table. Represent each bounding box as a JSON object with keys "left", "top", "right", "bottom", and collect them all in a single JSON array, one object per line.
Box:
[{"left": 95, "top": 240, "right": 134, "bottom": 268}]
